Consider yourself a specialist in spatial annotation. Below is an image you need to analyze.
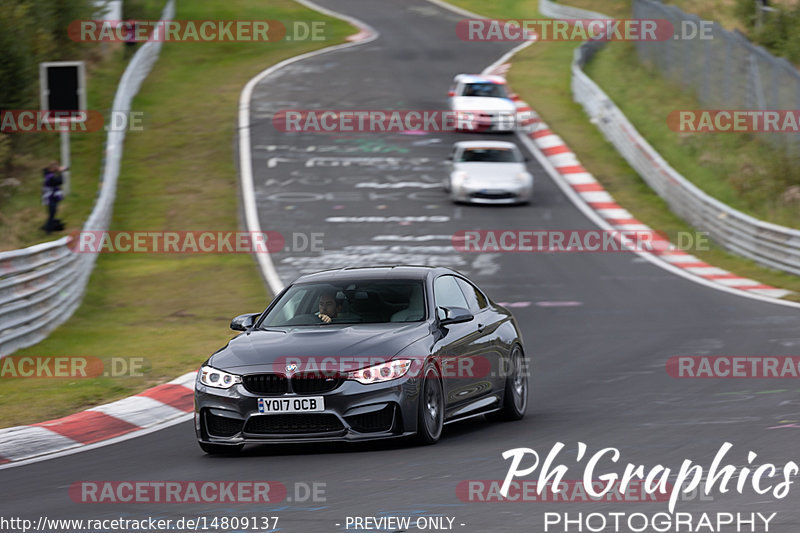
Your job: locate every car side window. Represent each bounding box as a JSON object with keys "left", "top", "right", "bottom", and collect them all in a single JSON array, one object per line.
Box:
[
  {"left": 434, "top": 276, "right": 469, "bottom": 319},
  {"left": 455, "top": 278, "right": 488, "bottom": 312}
]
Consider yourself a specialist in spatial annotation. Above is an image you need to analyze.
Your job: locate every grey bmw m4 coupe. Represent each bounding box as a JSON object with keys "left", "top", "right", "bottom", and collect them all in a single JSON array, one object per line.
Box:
[{"left": 194, "top": 265, "right": 528, "bottom": 454}]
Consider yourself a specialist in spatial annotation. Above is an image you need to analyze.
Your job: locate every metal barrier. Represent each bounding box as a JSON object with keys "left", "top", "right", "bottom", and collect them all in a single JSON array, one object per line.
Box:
[
  {"left": 539, "top": 0, "right": 800, "bottom": 276},
  {"left": 0, "top": 0, "right": 175, "bottom": 357}
]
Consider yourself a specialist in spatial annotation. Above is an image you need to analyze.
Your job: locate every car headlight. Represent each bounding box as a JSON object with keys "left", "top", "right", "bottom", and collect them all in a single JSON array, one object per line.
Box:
[
  {"left": 451, "top": 171, "right": 469, "bottom": 187},
  {"left": 347, "top": 359, "right": 412, "bottom": 385},
  {"left": 198, "top": 366, "right": 242, "bottom": 389},
  {"left": 516, "top": 172, "right": 532, "bottom": 184}
]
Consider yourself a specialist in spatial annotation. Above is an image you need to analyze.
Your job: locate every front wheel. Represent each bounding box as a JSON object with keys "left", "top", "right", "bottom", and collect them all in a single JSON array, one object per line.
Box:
[{"left": 415, "top": 362, "right": 444, "bottom": 445}]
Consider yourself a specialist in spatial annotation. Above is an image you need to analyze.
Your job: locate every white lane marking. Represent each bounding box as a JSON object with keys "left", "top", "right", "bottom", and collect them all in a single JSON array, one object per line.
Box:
[
  {"left": 372, "top": 235, "right": 455, "bottom": 241},
  {"left": 408, "top": 5, "right": 441, "bottom": 16},
  {"left": 535, "top": 301, "right": 583, "bottom": 307},
  {"left": 472, "top": 254, "right": 501, "bottom": 276},
  {"left": 355, "top": 182, "right": 441, "bottom": 189},
  {"left": 424, "top": 0, "right": 485, "bottom": 18},
  {"left": 280, "top": 251, "right": 467, "bottom": 273},
  {"left": 325, "top": 216, "right": 450, "bottom": 223},
  {"left": 412, "top": 138, "right": 442, "bottom": 146}
]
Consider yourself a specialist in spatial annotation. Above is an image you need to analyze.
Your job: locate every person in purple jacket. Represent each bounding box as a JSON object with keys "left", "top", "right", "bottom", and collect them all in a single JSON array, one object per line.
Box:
[{"left": 41, "top": 161, "right": 66, "bottom": 234}]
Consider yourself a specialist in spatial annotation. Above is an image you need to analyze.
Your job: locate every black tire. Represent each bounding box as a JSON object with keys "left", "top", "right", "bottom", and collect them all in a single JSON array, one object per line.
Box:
[
  {"left": 488, "top": 345, "right": 528, "bottom": 421},
  {"left": 415, "top": 362, "right": 444, "bottom": 445},
  {"left": 199, "top": 441, "right": 244, "bottom": 455}
]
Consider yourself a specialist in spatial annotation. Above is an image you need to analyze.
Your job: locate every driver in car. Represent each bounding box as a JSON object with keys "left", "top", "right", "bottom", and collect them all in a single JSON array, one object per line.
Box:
[{"left": 316, "top": 290, "right": 342, "bottom": 323}]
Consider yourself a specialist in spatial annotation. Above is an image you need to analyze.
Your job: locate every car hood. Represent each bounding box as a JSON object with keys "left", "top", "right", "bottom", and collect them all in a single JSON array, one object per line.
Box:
[
  {"left": 451, "top": 96, "right": 516, "bottom": 113},
  {"left": 209, "top": 322, "right": 430, "bottom": 373},
  {"left": 454, "top": 162, "right": 528, "bottom": 182}
]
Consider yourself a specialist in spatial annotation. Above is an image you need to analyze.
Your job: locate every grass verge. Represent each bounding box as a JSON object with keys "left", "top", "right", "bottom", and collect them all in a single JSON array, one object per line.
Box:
[
  {"left": 585, "top": 42, "right": 800, "bottom": 229},
  {"left": 447, "top": 0, "right": 800, "bottom": 298},
  {"left": 0, "top": 0, "right": 354, "bottom": 428}
]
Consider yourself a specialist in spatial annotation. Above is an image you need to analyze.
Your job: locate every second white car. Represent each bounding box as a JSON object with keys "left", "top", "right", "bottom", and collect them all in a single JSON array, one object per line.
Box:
[{"left": 445, "top": 141, "right": 533, "bottom": 204}]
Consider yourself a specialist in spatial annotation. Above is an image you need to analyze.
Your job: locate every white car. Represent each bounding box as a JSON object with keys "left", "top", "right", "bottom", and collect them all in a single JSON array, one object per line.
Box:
[
  {"left": 448, "top": 74, "right": 517, "bottom": 132},
  {"left": 445, "top": 141, "right": 533, "bottom": 204}
]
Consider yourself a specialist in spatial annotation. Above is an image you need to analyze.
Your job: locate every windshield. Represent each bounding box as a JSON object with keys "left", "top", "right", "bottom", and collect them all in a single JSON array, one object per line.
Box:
[
  {"left": 459, "top": 147, "right": 520, "bottom": 163},
  {"left": 461, "top": 82, "right": 507, "bottom": 98},
  {"left": 260, "top": 280, "right": 426, "bottom": 326}
]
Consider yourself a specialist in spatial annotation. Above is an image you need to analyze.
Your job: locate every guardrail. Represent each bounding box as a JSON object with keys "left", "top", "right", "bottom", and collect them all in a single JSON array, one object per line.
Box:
[
  {"left": 539, "top": 0, "right": 800, "bottom": 277},
  {"left": 0, "top": 0, "right": 175, "bottom": 358}
]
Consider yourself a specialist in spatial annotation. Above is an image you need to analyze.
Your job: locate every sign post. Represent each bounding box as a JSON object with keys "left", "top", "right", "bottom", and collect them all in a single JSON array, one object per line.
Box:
[{"left": 39, "top": 61, "right": 87, "bottom": 196}]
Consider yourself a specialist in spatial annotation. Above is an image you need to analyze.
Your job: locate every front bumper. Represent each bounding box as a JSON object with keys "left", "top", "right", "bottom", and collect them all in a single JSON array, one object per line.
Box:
[
  {"left": 456, "top": 115, "right": 516, "bottom": 132},
  {"left": 195, "top": 375, "right": 421, "bottom": 445},
  {"left": 451, "top": 183, "right": 532, "bottom": 204}
]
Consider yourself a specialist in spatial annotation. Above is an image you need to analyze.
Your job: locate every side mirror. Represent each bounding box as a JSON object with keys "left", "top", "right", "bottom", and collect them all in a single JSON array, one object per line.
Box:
[
  {"left": 231, "top": 312, "right": 260, "bottom": 331},
  {"left": 509, "top": 92, "right": 518, "bottom": 100},
  {"left": 438, "top": 306, "right": 473, "bottom": 326}
]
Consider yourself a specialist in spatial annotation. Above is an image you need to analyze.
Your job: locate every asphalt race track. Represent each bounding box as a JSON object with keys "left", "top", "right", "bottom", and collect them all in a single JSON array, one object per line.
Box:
[{"left": 3, "top": 0, "right": 800, "bottom": 532}]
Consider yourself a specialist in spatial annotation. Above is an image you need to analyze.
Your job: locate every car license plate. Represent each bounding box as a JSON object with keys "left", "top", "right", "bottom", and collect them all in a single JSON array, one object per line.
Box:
[{"left": 258, "top": 396, "right": 324, "bottom": 413}]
